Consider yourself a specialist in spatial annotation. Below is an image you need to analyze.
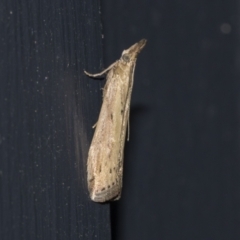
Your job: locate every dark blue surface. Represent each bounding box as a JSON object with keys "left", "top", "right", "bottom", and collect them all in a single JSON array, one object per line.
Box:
[
  {"left": 0, "top": 0, "right": 111, "bottom": 239},
  {"left": 101, "top": 0, "right": 240, "bottom": 239}
]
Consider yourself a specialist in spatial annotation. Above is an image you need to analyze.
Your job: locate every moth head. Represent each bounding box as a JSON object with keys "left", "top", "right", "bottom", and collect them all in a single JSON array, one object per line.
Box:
[
  {"left": 121, "top": 53, "right": 131, "bottom": 63},
  {"left": 120, "top": 39, "right": 147, "bottom": 63}
]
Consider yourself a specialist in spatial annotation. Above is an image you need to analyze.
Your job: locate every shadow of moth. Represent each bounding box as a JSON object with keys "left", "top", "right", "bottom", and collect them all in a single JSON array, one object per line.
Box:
[{"left": 85, "top": 39, "right": 147, "bottom": 202}]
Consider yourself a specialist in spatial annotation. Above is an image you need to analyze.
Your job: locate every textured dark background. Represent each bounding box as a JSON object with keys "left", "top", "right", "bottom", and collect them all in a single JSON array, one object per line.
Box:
[
  {"left": 1, "top": 0, "right": 240, "bottom": 239},
  {"left": 0, "top": 0, "right": 111, "bottom": 239},
  {"left": 101, "top": 0, "right": 240, "bottom": 240}
]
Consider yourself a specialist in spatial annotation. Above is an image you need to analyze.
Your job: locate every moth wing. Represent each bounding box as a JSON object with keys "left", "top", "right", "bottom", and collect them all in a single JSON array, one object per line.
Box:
[{"left": 87, "top": 71, "right": 130, "bottom": 202}]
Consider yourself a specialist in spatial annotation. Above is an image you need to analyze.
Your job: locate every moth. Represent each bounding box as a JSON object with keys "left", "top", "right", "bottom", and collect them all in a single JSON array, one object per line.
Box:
[{"left": 85, "top": 39, "right": 147, "bottom": 202}]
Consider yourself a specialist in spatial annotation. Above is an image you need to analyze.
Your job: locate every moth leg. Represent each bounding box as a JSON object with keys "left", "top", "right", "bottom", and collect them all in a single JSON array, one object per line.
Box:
[
  {"left": 84, "top": 61, "right": 117, "bottom": 77},
  {"left": 100, "top": 87, "right": 107, "bottom": 99},
  {"left": 92, "top": 122, "right": 97, "bottom": 128},
  {"left": 127, "top": 117, "right": 130, "bottom": 141},
  {"left": 102, "top": 83, "right": 109, "bottom": 98}
]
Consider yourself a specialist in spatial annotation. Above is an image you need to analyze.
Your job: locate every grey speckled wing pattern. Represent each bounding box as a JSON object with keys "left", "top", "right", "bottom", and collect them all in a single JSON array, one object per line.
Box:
[{"left": 85, "top": 39, "right": 147, "bottom": 202}]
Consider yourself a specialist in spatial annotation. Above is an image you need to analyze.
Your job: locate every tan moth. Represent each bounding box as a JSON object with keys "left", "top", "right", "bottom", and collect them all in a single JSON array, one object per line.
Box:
[{"left": 85, "top": 39, "right": 147, "bottom": 202}]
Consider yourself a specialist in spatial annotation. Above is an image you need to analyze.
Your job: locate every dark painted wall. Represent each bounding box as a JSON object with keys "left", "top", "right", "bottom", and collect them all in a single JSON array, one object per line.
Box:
[
  {"left": 101, "top": 1, "right": 240, "bottom": 239},
  {"left": 0, "top": 0, "right": 111, "bottom": 239}
]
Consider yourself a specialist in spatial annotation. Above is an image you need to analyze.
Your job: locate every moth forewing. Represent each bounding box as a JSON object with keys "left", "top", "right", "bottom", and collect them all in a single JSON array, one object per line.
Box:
[{"left": 85, "top": 39, "right": 147, "bottom": 202}]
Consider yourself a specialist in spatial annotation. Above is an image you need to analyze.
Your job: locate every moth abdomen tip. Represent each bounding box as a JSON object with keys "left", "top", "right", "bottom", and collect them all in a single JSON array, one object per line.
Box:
[{"left": 90, "top": 185, "right": 121, "bottom": 202}]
